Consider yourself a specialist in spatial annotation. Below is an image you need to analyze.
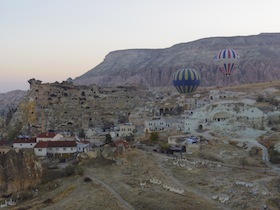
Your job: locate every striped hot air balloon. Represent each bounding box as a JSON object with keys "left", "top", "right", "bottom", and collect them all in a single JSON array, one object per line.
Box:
[
  {"left": 173, "top": 68, "right": 201, "bottom": 94},
  {"left": 214, "top": 48, "right": 240, "bottom": 76}
]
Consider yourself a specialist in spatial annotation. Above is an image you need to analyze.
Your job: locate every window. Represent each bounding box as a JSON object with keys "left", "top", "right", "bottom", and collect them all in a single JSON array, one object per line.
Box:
[
  {"left": 38, "top": 149, "right": 42, "bottom": 151},
  {"left": 63, "top": 148, "right": 66, "bottom": 151}
]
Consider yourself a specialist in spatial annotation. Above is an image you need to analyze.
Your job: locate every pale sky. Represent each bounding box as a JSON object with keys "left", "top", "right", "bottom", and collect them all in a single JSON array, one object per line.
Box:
[{"left": 1, "top": 0, "right": 279, "bottom": 93}]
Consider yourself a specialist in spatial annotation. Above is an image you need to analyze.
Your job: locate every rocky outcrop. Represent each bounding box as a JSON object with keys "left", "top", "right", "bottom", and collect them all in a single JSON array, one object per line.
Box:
[
  {"left": 0, "top": 149, "right": 42, "bottom": 197},
  {"left": 74, "top": 33, "right": 280, "bottom": 87},
  {"left": 5, "top": 80, "right": 154, "bottom": 136}
]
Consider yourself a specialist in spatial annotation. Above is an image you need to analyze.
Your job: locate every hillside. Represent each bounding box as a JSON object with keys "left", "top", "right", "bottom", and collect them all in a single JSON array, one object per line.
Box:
[{"left": 74, "top": 33, "right": 280, "bottom": 87}]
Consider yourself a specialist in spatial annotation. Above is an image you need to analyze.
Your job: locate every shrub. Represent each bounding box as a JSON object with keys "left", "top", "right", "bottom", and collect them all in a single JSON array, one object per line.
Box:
[
  {"left": 64, "top": 165, "right": 75, "bottom": 176},
  {"left": 64, "top": 164, "right": 84, "bottom": 177},
  {"left": 84, "top": 177, "right": 92, "bottom": 182},
  {"left": 269, "top": 149, "right": 280, "bottom": 164},
  {"left": 75, "top": 165, "right": 84, "bottom": 175},
  {"left": 256, "top": 95, "right": 265, "bottom": 102}
]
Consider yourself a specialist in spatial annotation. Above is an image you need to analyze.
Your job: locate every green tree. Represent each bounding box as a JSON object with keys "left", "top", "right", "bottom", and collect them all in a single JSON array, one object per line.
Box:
[
  {"left": 159, "top": 141, "right": 170, "bottom": 152},
  {"left": 78, "top": 129, "right": 86, "bottom": 138},
  {"left": 149, "top": 132, "right": 159, "bottom": 143},
  {"left": 105, "top": 133, "right": 112, "bottom": 144}
]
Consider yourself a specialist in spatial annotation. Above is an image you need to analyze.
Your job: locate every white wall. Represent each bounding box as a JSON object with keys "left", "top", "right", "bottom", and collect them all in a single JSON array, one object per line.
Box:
[
  {"left": 13, "top": 142, "right": 37, "bottom": 149},
  {"left": 47, "top": 147, "right": 77, "bottom": 154},
  {"left": 144, "top": 118, "right": 170, "bottom": 133},
  {"left": 34, "top": 148, "right": 47, "bottom": 156},
  {"left": 119, "top": 124, "right": 135, "bottom": 136}
]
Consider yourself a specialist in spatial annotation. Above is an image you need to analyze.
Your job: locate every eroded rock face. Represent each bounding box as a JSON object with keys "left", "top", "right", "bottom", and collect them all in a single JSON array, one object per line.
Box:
[
  {"left": 6, "top": 81, "right": 153, "bottom": 136},
  {"left": 0, "top": 149, "right": 42, "bottom": 196}
]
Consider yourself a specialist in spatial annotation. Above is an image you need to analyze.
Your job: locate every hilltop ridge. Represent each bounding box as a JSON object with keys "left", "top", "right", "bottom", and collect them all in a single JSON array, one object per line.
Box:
[{"left": 74, "top": 33, "right": 280, "bottom": 87}]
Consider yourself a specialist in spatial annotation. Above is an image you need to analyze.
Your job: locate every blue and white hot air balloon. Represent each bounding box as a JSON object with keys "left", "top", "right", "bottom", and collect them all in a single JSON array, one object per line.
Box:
[{"left": 173, "top": 68, "right": 201, "bottom": 94}]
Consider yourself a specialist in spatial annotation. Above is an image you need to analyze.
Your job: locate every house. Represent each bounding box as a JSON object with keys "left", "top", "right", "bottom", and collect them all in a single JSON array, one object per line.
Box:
[
  {"left": 34, "top": 141, "right": 48, "bottom": 156},
  {"left": 118, "top": 123, "right": 135, "bottom": 137},
  {"left": 209, "top": 90, "right": 239, "bottom": 101},
  {"left": 36, "top": 132, "right": 63, "bottom": 142},
  {"left": 76, "top": 140, "right": 90, "bottom": 153},
  {"left": 182, "top": 99, "right": 268, "bottom": 133},
  {"left": 13, "top": 138, "right": 37, "bottom": 149},
  {"left": 144, "top": 117, "right": 170, "bottom": 133},
  {"left": 182, "top": 110, "right": 208, "bottom": 133},
  {"left": 34, "top": 140, "right": 77, "bottom": 157}
]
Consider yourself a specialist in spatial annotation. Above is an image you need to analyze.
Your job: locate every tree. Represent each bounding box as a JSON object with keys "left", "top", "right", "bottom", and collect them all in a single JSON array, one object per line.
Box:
[
  {"left": 149, "top": 132, "right": 159, "bottom": 143},
  {"left": 159, "top": 141, "right": 170, "bottom": 153},
  {"left": 78, "top": 129, "right": 85, "bottom": 138},
  {"left": 105, "top": 133, "right": 112, "bottom": 144}
]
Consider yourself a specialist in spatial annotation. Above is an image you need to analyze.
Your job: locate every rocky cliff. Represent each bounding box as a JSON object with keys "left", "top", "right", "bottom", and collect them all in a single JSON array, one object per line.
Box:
[
  {"left": 0, "top": 149, "right": 42, "bottom": 197},
  {"left": 74, "top": 33, "right": 280, "bottom": 87},
  {"left": 4, "top": 79, "right": 154, "bottom": 137}
]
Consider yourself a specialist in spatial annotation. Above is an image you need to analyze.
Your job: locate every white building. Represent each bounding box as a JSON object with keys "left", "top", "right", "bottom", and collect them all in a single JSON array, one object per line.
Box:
[
  {"left": 118, "top": 123, "right": 135, "bottom": 137},
  {"left": 13, "top": 138, "right": 37, "bottom": 149},
  {"left": 182, "top": 110, "right": 208, "bottom": 133},
  {"left": 182, "top": 100, "right": 268, "bottom": 133},
  {"left": 34, "top": 140, "right": 77, "bottom": 157},
  {"left": 209, "top": 90, "right": 238, "bottom": 101},
  {"left": 76, "top": 141, "right": 90, "bottom": 153},
  {"left": 144, "top": 117, "right": 170, "bottom": 133}
]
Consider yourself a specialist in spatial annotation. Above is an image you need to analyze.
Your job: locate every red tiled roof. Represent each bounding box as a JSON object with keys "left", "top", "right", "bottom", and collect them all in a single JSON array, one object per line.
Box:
[
  {"left": 34, "top": 141, "right": 49, "bottom": 148},
  {"left": 36, "top": 132, "right": 57, "bottom": 138},
  {"left": 34, "top": 140, "right": 76, "bottom": 148},
  {"left": 48, "top": 141, "right": 76, "bottom": 148},
  {"left": 13, "top": 138, "right": 37, "bottom": 144}
]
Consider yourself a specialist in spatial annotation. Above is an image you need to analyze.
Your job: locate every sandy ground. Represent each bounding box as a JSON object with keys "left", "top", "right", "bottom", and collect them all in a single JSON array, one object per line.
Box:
[{"left": 11, "top": 140, "right": 280, "bottom": 210}]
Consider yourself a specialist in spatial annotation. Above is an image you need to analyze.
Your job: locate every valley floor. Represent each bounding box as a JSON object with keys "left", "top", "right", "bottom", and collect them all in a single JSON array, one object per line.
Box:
[{"left": 12, "top": 141, "right": 280, "bottom": 210}]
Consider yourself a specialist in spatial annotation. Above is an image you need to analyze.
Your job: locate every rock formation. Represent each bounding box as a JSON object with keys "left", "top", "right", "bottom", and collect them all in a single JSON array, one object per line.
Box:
[
  {"left": 74, "top": 33, "right": 280, "bottom": 87},
  {"left": 5, "top": 79, "right": 154, "bottom": 136},
  {"left": 0, "top": 90, "right": 26, "bottom": 126},
  {"left": 0, "top": 149, "right": 42, "bottom": 197}
]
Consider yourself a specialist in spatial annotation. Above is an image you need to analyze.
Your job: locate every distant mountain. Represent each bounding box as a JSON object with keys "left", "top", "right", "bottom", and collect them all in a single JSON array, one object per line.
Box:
[
  {"left": 74, "top": 33, "right": 280, "bottom": 87},
  {"left": 0, "top": 90, "right": 26, "bottom": 118}
]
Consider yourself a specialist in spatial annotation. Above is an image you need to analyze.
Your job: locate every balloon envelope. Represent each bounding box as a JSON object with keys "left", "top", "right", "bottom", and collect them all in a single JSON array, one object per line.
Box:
[
  {"left": 214, "top": 49, "right": 240, "bottom": 76},
  {"left": 173, "top": 68, "right": 200, "bottom": 94}
]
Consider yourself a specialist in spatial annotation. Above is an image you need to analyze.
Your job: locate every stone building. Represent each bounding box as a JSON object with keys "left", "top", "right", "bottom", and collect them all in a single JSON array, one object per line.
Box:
[
  {"left": 182, "top": 100, "right": 268, "bottom": 133},
  {"left": 144, "top": 117, "right": 171, "bottom": 133}
]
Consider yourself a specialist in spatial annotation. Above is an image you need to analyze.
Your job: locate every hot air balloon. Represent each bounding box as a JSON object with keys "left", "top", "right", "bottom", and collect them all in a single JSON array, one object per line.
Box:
[
  {"left": 173, "top": 68, "right": 201, "bottom": 94},
  {"left": 214, "top": 48, "right": 240, "bottom": 76}
]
